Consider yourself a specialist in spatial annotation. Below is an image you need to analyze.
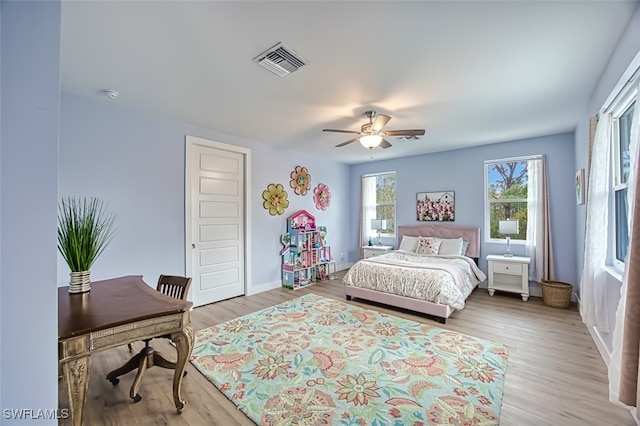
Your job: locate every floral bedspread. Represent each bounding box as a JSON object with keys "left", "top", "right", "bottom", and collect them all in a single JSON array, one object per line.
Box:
[{"left": 343, "top": 251, "right": 487, "bottom": 310}]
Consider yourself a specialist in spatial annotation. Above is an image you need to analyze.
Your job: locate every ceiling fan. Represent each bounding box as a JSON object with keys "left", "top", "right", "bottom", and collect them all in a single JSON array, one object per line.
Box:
[{"left": 323, "top": 110, "right": 425, "bottom": 149}]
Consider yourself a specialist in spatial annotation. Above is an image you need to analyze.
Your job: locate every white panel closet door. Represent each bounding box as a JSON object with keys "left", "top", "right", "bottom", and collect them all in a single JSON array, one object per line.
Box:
[{"left": 186, "top": 135, "right": 248, "bottom": 307}]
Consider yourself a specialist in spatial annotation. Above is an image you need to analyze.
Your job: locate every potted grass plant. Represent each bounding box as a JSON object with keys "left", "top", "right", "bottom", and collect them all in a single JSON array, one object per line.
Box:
[{"left": 57, "top": 197, "right": 118, "bottom": 293}]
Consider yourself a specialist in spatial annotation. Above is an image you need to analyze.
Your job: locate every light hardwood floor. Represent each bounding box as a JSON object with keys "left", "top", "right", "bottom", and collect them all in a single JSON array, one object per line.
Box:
[{"left": 59, "top": 270, "right": 634, "bottom": 425}]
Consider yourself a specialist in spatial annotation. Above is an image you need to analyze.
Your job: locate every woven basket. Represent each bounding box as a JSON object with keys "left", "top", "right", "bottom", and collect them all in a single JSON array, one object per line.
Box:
[{"left": 541, "top": 280, "right": 573, "bottom": 308}]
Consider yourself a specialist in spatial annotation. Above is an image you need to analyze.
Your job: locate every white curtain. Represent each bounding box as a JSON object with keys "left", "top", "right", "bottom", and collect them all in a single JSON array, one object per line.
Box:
[
  {"left": 361, "top": 176, "right": 377, "bottom": 247},
  {"left": 526, "top": 156, "right": 555, "bottom": 282},
  {"left": 610, "top": 83, "right": 640, "bottom": 414},
  {"left": 580, "top": 113, "right": 612, "bottom": 331}
]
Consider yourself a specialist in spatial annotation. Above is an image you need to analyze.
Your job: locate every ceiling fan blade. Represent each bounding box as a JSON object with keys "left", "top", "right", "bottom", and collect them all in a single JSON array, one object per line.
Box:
[
  {"left": 383, "top": 129, "right": 426, "bottom": 137},
  {"left": 371, "top": 114, "right": 391, "bottom": 132},
  {"left": 335, "top": 137, "right": 360, "bottom": 148},
  {"left": 323, "top": 129, "right": 360, "bottom": 134},
  {"left": 380, "top": 139, "right": 392, "bottom": 149}
]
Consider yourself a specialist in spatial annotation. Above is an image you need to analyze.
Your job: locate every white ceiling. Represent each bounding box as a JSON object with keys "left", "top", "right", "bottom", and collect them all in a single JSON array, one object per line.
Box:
[{"left": 60, "top": 1, "right": 639, "bottom": 164}]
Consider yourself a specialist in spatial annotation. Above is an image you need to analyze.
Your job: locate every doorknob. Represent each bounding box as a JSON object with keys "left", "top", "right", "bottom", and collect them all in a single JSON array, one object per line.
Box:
[{"left": 192, "top": 244, "right": 196, "bottom": 249}]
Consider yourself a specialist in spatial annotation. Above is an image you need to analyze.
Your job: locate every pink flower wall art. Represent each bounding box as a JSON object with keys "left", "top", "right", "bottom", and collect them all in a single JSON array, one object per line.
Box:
[{"left": 313, "top": 183, "right": 331, "bottom": 211}]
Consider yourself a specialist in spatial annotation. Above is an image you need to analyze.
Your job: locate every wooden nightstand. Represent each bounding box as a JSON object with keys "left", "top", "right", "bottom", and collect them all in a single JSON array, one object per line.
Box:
[
  {"left": 486, "top": 254, "right": 531, "bottom": 301},
  {"left": 362, "top": 245, "right": 393, "bottom": 259}
]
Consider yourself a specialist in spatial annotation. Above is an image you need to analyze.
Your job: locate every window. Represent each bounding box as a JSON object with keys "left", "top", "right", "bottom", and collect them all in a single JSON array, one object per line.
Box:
[
  {"left": 611, "top": 96, "right": 635, "bottom": 266},
  {"left": 362, "top": 172, "right": 396, "bottom": 241},
  {"left": 485, "top": 159, "right": 529, "bottom": 241},
  {"left": 596, "top": 60, "right": 638, "bottom": 270}
]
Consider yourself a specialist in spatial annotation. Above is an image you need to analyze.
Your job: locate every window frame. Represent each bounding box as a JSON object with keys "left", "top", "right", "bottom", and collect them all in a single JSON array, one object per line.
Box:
[
  {"left": 484, "top": 156, "right": 532, "bottom": 244},
  {"left": 362, "top": 171, "right": 397, "bottom": 239},
  {"left": 608, "top": 89, "right": 636, "bottom": 271}
]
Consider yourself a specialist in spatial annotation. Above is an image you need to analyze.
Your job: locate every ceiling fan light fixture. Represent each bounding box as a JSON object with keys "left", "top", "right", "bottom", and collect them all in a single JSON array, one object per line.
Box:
[
  {"left": 360, "top": 134, "right": 382, "bottom": 148},
  {"left": 325, "top": 110, "right": 425, "bottom": 150}
]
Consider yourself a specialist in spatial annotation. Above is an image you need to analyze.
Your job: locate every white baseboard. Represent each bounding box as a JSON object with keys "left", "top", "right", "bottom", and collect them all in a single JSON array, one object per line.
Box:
[
  {"left": 336, "top": 261, "right": 354, "bottom": 271},
  {"left": 588, "top": 325, "right": 611, "bottom": 367},
  {"left": 247, "top": 280, "right": 281, "bottom": 296},
  {"left": 247, "top": 262, "right": 353, "bottom": 296},
  {"left": 575, "top": 294, "right": 611, "bottom": 367}
]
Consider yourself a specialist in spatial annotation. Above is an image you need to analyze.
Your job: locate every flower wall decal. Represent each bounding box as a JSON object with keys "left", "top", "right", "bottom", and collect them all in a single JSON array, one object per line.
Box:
[
  {"left": 290, "top": 166, "right": 311, "bottom": 196},
  {"left": 313, "top": 183, "right": 331, "bottom": 211},
  {"left": 262, "top": 183, "right": 289, "bottom": 216}
]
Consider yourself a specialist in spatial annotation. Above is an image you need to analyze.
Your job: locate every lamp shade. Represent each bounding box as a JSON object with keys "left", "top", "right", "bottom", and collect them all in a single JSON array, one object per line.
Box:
[
  {"left": 499, "top": 219, "right": 519, "bottom": 235},
  {"left": 371, "top": 219, "right": 387, "bottom": 230},
  {"left": 360, "top": 135, "right": 382, "bottom": 148}
]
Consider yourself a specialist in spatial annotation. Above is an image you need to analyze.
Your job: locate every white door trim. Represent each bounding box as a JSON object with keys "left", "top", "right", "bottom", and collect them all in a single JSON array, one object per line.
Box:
[{"left": 185, "top": 135, "right": 251, "bottom": 304}]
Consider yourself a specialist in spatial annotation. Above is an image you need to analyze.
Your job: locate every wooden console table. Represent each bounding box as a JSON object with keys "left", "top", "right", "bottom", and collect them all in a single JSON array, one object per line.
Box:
[{"left": 58, "top": 275, "right": 193, "bottom": 426}]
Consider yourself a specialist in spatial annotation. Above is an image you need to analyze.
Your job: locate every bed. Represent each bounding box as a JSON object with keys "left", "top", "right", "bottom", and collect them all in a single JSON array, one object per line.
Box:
[{"left": 343, "top": 224, "right": 486, "bottom": 323}]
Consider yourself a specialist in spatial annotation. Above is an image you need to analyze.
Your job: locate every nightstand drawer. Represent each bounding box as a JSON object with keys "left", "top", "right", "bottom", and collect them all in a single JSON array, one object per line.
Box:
[
  {"left": 362, "top": 245, "right": 393, "bottom": 259},
  {"left": 492, "top": 262, "right": 523, "bottom": 275}
]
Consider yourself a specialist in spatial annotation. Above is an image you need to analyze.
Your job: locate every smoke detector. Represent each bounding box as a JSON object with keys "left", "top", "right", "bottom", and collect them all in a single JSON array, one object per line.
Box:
[{"left": 253, "top": 42, "right": 309, "bottom": 77}]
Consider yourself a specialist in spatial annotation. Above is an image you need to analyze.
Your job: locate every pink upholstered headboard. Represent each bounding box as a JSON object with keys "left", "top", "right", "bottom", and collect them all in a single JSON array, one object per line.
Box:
[{"left": 397, "top": 224, "right": 481, "bottom": 259}]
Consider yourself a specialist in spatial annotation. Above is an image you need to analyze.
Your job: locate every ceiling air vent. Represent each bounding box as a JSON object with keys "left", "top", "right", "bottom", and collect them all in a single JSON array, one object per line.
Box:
[{"left": 253, "top": 42, "right": 309, "bottom": 77}]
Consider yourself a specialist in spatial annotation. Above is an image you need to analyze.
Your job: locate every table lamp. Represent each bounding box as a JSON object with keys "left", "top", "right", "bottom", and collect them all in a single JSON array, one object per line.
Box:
[
  {"left": 371, "top": 219, "right": 387, "bottom": 245},
  {"left": 499, "top": 219, "right": 519, "bottom": 257}
]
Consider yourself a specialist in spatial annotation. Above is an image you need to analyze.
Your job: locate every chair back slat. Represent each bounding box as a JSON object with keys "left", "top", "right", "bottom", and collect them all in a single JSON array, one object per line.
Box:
[{"left": 156, "top": 275, "right": 192, "bottom": 301}]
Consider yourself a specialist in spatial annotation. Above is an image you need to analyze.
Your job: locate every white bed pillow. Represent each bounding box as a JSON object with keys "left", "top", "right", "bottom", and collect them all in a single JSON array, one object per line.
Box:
[
  {"left": 398, "top": 235, "right": 419, "bottom": 252},
  {"left": 437, "top": 237, "right": 464, "bottom": 256},
  {"left": 416, "top": 236, "right": 441, "bottom": 255}
]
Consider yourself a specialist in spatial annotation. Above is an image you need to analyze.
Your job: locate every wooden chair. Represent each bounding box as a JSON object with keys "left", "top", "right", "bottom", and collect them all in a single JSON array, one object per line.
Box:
[{"left": 106, "top": 275, "right": 192, "bottom": 403}]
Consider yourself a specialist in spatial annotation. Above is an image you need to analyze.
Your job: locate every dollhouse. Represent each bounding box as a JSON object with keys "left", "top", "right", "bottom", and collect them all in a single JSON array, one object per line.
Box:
[{"left": 281, "top": 209, "right": 335, "bottom": 289}]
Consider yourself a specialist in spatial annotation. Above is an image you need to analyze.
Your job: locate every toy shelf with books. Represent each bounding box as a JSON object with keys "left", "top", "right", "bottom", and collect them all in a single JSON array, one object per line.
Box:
[{"left": 281, "top": 209, "right": 335, "bottom": 290}]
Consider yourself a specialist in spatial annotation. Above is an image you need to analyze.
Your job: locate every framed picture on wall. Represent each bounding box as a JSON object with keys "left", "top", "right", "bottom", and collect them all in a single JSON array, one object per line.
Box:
[
  {"left": 576, "top": 169, "right": 585, "bottom": 205},
  {"left": 416, "top": 191, "right": 455, "bottom": 221}
]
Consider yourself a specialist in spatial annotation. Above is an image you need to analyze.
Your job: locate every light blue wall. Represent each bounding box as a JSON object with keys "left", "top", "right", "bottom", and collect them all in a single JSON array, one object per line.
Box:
[
  {"left": 1, "top": 0, "right": 3, "bottom": 411},
  {"left": 0, "top": 0, "right": 637, "bottom": 416},
  {"left": 59, "top": 93, "right": 350, "bottom": 293},
  {"left": 348, "top": 132, "right": 577, "bottom": 292},
  {"left": 1, "top": 0, "right": 3, "bottom": 412},
  {"left": 0, "top": 0, "right": 60, "bottom": 423}
]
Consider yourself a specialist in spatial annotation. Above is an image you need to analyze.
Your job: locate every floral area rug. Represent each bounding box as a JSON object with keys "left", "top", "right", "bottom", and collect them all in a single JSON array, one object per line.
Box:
[{"left": 190, "top": 294, "right": 509, "bottom": 425}]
